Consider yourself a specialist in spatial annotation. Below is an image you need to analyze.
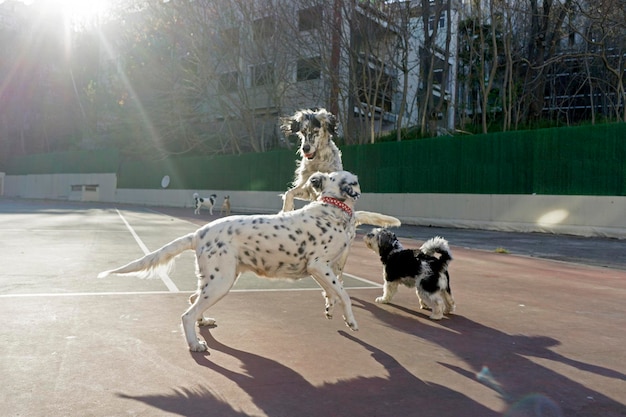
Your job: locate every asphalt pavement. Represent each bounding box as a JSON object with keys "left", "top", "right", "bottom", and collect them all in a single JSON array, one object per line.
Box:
[
  {"left": 2, "top": 198, "right": 625, "bottom": 417},
  {"left": 390, "top": 224, "right": 625, "bottom": 271}
]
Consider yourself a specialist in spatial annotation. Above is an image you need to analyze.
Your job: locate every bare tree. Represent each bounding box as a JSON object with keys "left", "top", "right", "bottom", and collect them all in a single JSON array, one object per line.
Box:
[
  {"left": 458, "top": 0, "right": 501, "bottom": 133},
  {"left": 518, "top": 0, "right": 575, "bottom": 123},
  {"left": 387, "top": 1, "right": 421, "bottom": 141},
  {"left": 417, "top": 0, "right": 455, "bottom": 136},
  {"left": 581, "top": 0, "right": 626, "bottom": 122}
]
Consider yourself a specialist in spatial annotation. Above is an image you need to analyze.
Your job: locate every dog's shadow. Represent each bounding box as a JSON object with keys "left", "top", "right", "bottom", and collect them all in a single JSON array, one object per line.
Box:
[
  {"left": 118, "top": 327, "right": 498, "bottom": 416},
  {"left": 120, "top": 328, "right": 497, "bottom": 417},
  {"left": 352, "top": 297, "right": 626, "bottom": 415},
  {"left": 185, "top": 327, "right": 497, "bottom": 417}
]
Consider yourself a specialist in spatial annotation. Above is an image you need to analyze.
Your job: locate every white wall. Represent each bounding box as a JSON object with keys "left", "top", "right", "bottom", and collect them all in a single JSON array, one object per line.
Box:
[
  {"left": 5, "top": 173, "right": 626, "bottom": 238},
  {"left": 4, "top": 173, "right": 117, "bottom": 201},
  {"left": 356, "top": 193, "right": 626, "bottom": 239}
]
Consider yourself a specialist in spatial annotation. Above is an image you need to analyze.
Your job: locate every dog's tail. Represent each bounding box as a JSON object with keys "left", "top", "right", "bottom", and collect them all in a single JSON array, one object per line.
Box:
[
  {"left": 421, "top": 237, "right": 453, "bottom": 294},
  {"left": 97, "top": 233, "right": 195, "bottom": 279},
  {"left": 420, "top": 236, "right": 453, "bottom": 265},
  {"left": 355, "top": 211, "right": 401, "bottom": 228}
]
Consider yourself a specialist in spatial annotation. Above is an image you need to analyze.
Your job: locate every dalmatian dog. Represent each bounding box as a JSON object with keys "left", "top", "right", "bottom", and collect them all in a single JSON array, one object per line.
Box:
[{"left": 99, "top": 171, "right": 398, "bottom": 352}]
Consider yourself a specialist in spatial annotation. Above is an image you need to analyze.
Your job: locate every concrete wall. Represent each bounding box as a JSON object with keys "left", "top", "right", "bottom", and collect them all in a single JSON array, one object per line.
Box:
[
  {"left": 4, "top": 173, "right": 117, "bottom": 202},
  {"left": 356, "top": 193, "right": 626, "bottom": 239},
  {"left": 5, "top": 173, "right": 626, "bottom": 238}
]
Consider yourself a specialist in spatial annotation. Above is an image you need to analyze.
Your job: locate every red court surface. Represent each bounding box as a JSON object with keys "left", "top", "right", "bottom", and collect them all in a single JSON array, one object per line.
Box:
[{"left": 1, "top": 199, "right": 625, "bottom": 417}]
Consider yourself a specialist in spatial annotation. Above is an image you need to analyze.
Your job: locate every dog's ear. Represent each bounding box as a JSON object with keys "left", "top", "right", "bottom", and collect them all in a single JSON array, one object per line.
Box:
[
  {"left": 307, "top": 172, "right": 326, "bottom": 193},
  {"left": 327, "top": 114, "right": 337, "bottom": 135},
  {"left": 280, "top": 117, "right": 301, "bottom": 135},
  {"left": 377, "top": 230, "right": 387, "bottom": 247},
  {"left": 339, "top": 173, "right": 361, "bottom": 200},
  {"left": 378, "top": 230, "right": 397, "bottom": 249}
]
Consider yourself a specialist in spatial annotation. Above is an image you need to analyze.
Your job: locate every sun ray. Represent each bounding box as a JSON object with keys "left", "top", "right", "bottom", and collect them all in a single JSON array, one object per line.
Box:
[{"left": 26, "top": 0, "right": 111, "bottom": 30}]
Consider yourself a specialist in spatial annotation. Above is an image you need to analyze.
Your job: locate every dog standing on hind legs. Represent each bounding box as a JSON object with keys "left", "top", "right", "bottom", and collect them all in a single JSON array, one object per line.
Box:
[
  {"left": 280, "top": 108, "right": 342, "bottom": 213},
  {"left": 364, "top": 228, "right": 455, "bottom": 320},
  {"left": 279, "top": 107, "right": 400, "bottom": 229}
]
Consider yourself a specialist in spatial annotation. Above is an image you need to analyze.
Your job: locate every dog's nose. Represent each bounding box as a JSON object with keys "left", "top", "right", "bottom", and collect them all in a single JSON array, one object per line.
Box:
[{"left": 302, "top": 144, "right": 310, "bottom": 153}]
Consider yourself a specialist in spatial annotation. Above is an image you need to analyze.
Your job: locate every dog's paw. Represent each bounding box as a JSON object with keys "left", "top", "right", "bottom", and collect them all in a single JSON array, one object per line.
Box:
[
  {"left": 345, "top": 319, "right": 359, "bottom": 331},
  {"left": 197, "top": 317, "right": 217, "bottom": 327},
  {"left": 429, "top": 313, "right": 444, "bottom": 320},
  {"left": 325, "top": 311, "right": 333, "bottom": 320},
  {"left": 375, "top": 296, "right": 389, "bottom": 304},
  {"left": 189, "top": 340, "right": 209, "bottom": 352}
]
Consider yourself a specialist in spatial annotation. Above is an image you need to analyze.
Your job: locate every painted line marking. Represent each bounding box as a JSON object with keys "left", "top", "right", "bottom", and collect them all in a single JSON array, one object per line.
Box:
[
  {"left": 0, "top": 286, "right": 381, "bottom": 298},
  {"left": 344, "top": 273, "right": 383, "bottom": 287},
  {"left": 115, "top": 208, "right": 179, "bottom": 292}
]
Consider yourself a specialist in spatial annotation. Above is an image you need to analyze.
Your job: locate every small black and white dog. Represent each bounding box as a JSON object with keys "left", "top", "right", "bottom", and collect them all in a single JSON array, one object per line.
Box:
[
  {"left": 364, "top": 228, "right": 455, "bottom": 320},
  {"left": 193, "top": 193, "right": 217, "bottom": 215}
]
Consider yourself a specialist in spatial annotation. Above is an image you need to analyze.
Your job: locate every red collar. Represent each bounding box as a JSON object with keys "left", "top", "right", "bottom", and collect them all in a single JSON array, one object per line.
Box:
[{"left": 321, "top": 197, "right": 353, "bottom": 216}]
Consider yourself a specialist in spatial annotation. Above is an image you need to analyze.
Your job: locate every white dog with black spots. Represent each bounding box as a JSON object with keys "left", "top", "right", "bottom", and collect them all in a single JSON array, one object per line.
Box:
[{"left": 99, "top": 171, "right": 398, "bottom": 352}]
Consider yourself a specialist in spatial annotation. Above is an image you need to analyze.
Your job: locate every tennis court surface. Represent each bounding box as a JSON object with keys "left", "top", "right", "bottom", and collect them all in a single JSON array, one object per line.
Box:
[{"left": 1, "top": 199, "right": 624, "bottom": 416}]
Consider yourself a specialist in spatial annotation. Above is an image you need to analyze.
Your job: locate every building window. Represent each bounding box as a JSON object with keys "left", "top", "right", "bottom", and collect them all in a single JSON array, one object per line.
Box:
[
  {"left": 428, "top": 14, "right": 445, "bottom": 31},
  {"left": 355, "top": 63, "right": 394, "bottom": 112},
  {"left": 253, "top": 16, "right": 274, "bottom": 41},
  {"left": 219, "top": 71, "right": 239, "bottom": 92},
  {"left": 433, "top": 68, "right": 444, "bottom": 86},
  {"left": 297, "top": 57, "right": 321, "bottom": 81},
  {"left": 299, "top": 6, "right": 322, "bottom": 32},
  {"left": 251, "top": 63, "right": 274, "bottom": 87}
]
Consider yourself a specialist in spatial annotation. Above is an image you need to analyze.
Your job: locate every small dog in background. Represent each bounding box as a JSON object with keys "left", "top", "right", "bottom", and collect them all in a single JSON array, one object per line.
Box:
[
  {"left": 280, "top": 108, "right": 343, "bottom": 212},
  {"left": 193, "top": 193, "right": 217, "bottom": 215},
  {"left": 364, "top": 228, "right": 455, "bottom": 320},
  {"left": 220, "top": 195, "right": 231, "bottom": 216}
]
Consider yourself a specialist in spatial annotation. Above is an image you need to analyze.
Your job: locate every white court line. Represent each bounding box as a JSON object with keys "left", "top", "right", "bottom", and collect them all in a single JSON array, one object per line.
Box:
[
  {"left": 114, "top": 208, "right": 180, "bottom": 292},
  {"left": 344, "top": 273, "right": 383, "bottom": 288},
  {"left": 0, "top": 286, "right": 381, "bottom": 298}
]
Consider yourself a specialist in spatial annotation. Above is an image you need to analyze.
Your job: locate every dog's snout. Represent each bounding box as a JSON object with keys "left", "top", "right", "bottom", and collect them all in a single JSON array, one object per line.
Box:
[
  {"left": 341, "top": 184, "right": 360, "bottom": 199},
  {"left": 302, "top": 144, "right": 311, "bottom": 153}
]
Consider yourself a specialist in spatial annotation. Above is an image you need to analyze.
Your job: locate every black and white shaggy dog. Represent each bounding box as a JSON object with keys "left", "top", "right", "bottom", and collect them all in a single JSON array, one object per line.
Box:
[
  {"left": 193, "top": 193, "right": 217, "bottom": 215},
  {"left": 99, "top": 171, "right": 398, "bottom": 352},
  {"left": 280, "top": 108, "right": 343, "bottom": 212},
  {"left": 364, "top": 228, "right": 455, "bottom": 320}
]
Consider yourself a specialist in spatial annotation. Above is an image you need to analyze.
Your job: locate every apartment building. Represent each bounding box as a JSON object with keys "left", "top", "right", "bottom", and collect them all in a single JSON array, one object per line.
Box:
[{"left": 200, "top": 0, "right": 459, "bottom": 145}]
